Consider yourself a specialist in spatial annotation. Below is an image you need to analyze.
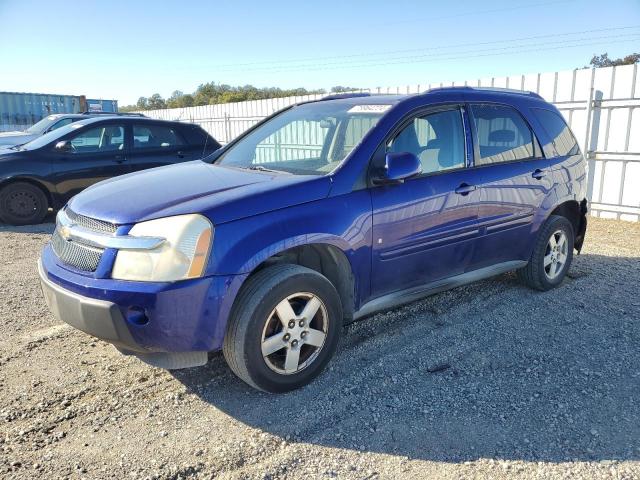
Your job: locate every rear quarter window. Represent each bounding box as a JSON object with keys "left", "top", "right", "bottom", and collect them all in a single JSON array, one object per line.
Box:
[
  {"left": 180, "top": 124, "right": 219, "bottom": 149},
  {"left": 531, "top": 108, "right": 580, "bottom": 157}
]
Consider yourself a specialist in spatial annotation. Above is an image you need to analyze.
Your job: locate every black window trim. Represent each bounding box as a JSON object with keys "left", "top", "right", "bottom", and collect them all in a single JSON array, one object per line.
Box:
[
  {"left": 367, "top": 103, "right": 469, "bottom": 186},
  {"left": 466, "top": 101, "right": 545, "bottom": 170}
]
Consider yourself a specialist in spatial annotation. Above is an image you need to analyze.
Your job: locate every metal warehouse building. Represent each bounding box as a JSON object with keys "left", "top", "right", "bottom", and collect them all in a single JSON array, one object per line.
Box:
[{"left": 0, "top": 92, "right": 118, "bottom": 132}]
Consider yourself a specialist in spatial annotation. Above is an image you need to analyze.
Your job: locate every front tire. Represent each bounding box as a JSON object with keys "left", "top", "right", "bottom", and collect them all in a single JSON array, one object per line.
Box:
[
  {"left": 517, "top": 215, "right": 574, "bottom": 291},
  {"left": 0, "top": 182, "right": 49, "bottom": 225},
  {"left": 223, "top": 264, "right": 343, "bottom": 393}
]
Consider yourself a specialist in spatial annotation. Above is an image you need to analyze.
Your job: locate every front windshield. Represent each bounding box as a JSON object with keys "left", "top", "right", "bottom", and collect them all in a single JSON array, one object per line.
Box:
[
  {"left": 216, "top": 101, "right": 389, "bottom": 175},
  {"left": 15, "top": 121, "right": 87, "bottom": 151},
  {"left": 25, "top": 115, "right": 61, "bottom": 134}
]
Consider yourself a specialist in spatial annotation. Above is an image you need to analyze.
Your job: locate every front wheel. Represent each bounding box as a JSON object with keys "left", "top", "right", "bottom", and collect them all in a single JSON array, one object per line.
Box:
[
  {"left": 223, "top": 264, "right": 343, "bottom": 393},
  {"left": 517, "top": 215, "right": 575, "bottom": 291}
]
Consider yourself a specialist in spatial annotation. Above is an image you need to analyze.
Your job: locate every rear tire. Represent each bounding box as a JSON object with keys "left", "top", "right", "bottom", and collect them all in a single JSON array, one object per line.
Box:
[
  {"left": 223, "top": 264, "right": 342, "bottom": 393},
  {"left": 0, "top": 182, "right": 49, "bottom": 225},
  {"left": 517, "top": 215, "right": 574, "bottom": 291}
]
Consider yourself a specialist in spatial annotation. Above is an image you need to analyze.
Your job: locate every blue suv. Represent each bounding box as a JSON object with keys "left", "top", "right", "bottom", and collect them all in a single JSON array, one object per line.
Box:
[{"left": 39, "top": 88, "right": 588, "bottom": 392}]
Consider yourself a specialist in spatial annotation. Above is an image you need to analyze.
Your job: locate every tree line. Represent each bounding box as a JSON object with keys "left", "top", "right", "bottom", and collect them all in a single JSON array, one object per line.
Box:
[
  {"left": 120, "top": 53, "right": 638, "bottom": 112},
  {"left": 587, "top": 52, "right": 639, "bottom": 68},
  {"left": 120, "top": 84, "right": 358, "bottom": 111}
]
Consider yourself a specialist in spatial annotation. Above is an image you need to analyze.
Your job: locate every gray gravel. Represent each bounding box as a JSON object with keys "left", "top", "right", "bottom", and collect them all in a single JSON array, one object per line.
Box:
[{"left": 0, "top": 216, "right": 639, "bottom": 479}]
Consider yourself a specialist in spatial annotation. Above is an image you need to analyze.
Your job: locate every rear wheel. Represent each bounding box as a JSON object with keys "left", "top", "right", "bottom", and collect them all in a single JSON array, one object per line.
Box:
[
  {"left": 223, "top": 264, "right": 342, "bottom": 393},
  {"left": 517, "top": 215, "right": 574, "bottom": 291},
  {"left": 0, "top": 182, "right": 49, "bottom": 226}
]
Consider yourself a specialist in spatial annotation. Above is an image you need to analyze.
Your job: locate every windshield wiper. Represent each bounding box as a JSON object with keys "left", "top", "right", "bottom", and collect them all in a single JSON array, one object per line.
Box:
[{"left": 248, "top": 165, "right": 291, "bottom": 174}]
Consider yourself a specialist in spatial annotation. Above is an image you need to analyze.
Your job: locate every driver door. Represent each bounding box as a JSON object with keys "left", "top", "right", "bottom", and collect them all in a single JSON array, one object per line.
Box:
[
  {"left": 369, "top": 106, "right": 480, "bottom": 298},
  {"left": 49, "top": 122, "right": 130, "bottom": 202}
]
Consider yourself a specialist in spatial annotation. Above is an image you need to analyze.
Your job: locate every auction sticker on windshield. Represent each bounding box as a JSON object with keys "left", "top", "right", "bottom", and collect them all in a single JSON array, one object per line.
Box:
[{"left": 347, "top": 105, "right": 392, "bottom": 114}]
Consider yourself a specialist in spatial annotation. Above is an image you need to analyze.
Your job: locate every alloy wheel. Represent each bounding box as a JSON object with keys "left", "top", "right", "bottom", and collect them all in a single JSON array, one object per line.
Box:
[
  {"left": 544, "top": 229, "right": 568, "bottom": 280},
  {"left": 261, "top": 292, "right": 328, "bottom": 375}
]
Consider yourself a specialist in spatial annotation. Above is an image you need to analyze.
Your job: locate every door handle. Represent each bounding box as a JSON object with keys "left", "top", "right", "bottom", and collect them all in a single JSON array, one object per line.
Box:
[
  {"left": 113, "top": 155, "right": 125, "bottom": 164},
  {"left": 176, "top": 151, "right": 185, "bottom": 158},
  {"left": 455, "top": 183, "right": 477, "bottom": 196},
  {"left": 532, "top": 169, "right": 546, "bottom": 179}
]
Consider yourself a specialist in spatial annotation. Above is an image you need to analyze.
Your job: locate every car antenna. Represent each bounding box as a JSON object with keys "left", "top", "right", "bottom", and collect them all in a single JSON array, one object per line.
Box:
[{"left": 202, "top": 123, "right": 209, "bottom": 159}]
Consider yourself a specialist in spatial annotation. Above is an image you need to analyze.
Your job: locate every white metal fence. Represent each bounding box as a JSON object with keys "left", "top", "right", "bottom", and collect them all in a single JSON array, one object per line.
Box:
[
  {"left": 141, "top": 65, "right": 640, "bottom": 221},
  {"left": 0, "top": 123, "right": 25, "bottom": 132}
]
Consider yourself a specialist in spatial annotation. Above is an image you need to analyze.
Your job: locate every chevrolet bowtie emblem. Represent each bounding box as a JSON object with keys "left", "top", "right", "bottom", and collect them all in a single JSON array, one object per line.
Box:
[{"left": 59, "top": 224, "right": 73, "bottom": 241}]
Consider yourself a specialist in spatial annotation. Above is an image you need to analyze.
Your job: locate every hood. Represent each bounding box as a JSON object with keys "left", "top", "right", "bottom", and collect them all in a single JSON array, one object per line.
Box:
[
  {"left": 0, "top": 132, "right": 36, "bottom": 146},
  {"left": 68, "top": 160, "right": 332, "bottom": 225},
  {"left": 0, "top": 149, "right": 21, "bottom": 161}
]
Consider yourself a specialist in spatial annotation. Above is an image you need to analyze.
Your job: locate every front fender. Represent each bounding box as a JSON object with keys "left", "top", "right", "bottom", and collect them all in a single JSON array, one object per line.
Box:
[
  {"left": 208, "top": 190, "right": 373, "bottom": 300},
  {"left": 235, "top": 233, "right": 355, "bottom": 274}
]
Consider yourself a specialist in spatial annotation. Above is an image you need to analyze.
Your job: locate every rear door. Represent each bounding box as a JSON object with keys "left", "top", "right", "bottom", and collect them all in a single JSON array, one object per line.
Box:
[
  {"left": 464, "top": 103, "right": 553, "bottom": 269},
  {"left": 50, "top": 122, "right": 129, "bottom": 202},
  {"left": 369, "top": 105, "right": 480, "bottom": 298},
  {"left": 128, "top": 122, "right": 192, "bottom": 172}
]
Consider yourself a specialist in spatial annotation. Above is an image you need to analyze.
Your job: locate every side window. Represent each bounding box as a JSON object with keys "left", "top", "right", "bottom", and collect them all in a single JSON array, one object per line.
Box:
[
  {"left": 49, "top": 118, "right": 74, "bottom": 132},
  {"left": 133, "top": 125, "right": 185, "bottom": 149},
  {"left": 470, "top": 104, "right": 535, "bottom": 165},
  {"left": 388, "top": 109, "right": 465, "bottom": 174},
  {"left": 531, "top": 108, "right": 580, "bottom": 157},
  {"left": 69, "top": 126, "right": 124, "bottom": 153}
]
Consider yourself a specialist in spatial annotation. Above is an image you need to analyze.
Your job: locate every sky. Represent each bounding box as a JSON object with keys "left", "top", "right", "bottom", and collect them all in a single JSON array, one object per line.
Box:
[{"left": 0, "top": 0, "right": 639, "bottom": 106}]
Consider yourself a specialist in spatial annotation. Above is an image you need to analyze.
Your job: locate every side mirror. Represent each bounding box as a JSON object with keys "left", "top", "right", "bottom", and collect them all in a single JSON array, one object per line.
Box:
[
  {"left": 55, "top": 140, "right": 72, "bottom": 152},
  {"left": 375, "top": 151, "right": 422, "bottom": 184}
]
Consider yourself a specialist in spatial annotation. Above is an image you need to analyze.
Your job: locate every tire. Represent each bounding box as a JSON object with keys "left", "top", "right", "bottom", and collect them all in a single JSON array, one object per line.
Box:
[
  {"left": 223, "top": 264, "right": 343, "bottom": 393},
  {"left": 0, "top": 182, "right": 49, "bottom": 225},
  {"left": 517, "top": 215, "right": 574, "bottom": 291}
]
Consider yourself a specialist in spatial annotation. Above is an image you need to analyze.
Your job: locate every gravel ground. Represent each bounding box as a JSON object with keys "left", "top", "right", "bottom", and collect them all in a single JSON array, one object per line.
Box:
[{"left": 0, "top": 215, "right": 639, "bottom": 479}]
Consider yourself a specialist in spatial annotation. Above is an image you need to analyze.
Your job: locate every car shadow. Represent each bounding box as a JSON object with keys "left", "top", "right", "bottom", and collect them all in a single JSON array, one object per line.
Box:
[
  {"left": 171, "top": 253, "right": 640, "bottom": 463},
  {"left": 0, "top": 212, "right": 55, "bottom": 233}
]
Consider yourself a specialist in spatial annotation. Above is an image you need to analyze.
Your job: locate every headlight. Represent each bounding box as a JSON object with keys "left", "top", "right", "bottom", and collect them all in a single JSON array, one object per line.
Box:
[{"left": 112, "top": 214, "right": 213, "bottom": 282}]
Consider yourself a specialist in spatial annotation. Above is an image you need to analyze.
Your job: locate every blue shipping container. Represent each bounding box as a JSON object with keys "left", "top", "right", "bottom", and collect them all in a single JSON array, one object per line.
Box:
[{"left": 0, "top": 92, "right": 118, "bottom": 132}]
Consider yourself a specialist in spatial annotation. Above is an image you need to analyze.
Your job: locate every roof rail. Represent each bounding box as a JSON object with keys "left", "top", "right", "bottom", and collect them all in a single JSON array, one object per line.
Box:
[
  {"left": 425, "top": 86, "right": 543, "bottom": 99},
  {"left": 80, "top": 111, "right": 147, "bottom": 117},
  {"left": 319, "top": 92, "right": 371, "bottom": 101}
]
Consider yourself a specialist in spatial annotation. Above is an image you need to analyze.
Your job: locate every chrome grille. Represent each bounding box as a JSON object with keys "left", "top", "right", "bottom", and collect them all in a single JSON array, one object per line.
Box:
[
  {"left": 49, "top": 208, "right": 116, "bottom": 272},
  {"left": 66, "top": 208, "right": 118, "bottom": 234},
  {"left": 51, "top": 229, "right": 104, "bottom": 272}
]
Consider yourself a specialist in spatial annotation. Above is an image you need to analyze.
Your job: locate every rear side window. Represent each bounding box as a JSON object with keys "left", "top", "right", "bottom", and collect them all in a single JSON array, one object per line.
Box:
[
  {"left": 531, "top": 108, "right": 580, "bottom": 157},
  {"left": 133, "top": 125, "right": 184, "bottom": 149},
  {"left": 470, "top": 104, "right": 534, "bottom": 165}
]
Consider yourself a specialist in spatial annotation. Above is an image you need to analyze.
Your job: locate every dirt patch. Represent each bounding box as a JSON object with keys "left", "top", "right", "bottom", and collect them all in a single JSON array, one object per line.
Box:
[{"left": 1, "top": 217, "right": 639, "bottom": 479}]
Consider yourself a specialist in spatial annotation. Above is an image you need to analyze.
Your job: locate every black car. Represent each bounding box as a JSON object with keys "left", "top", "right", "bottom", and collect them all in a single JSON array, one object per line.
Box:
[
  {"left": 0, "top": 116, "right": 220, "bottom": 225},
  {"left": 0, "top": 112, "right": 146, "bottom": 147}
]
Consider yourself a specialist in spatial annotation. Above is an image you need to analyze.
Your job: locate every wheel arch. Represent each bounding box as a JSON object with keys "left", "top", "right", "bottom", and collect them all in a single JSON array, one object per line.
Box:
[
  {"left": 547, "top": 199, "right": 588, "bottom": 252},
  {"left": 241, "top": 241, "right": 356, "bottom": 322},
  {"left": 0, "top": 176, "right": 54, "bottom": 210}
]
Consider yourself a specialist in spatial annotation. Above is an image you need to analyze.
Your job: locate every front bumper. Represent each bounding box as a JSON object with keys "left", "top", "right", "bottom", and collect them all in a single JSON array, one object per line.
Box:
[
  {"left": 39, "top": 258, "right": 139, "bottom": 350},
  {"left": 38, "top": 245, "right": 248, "bottom": 368}
]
